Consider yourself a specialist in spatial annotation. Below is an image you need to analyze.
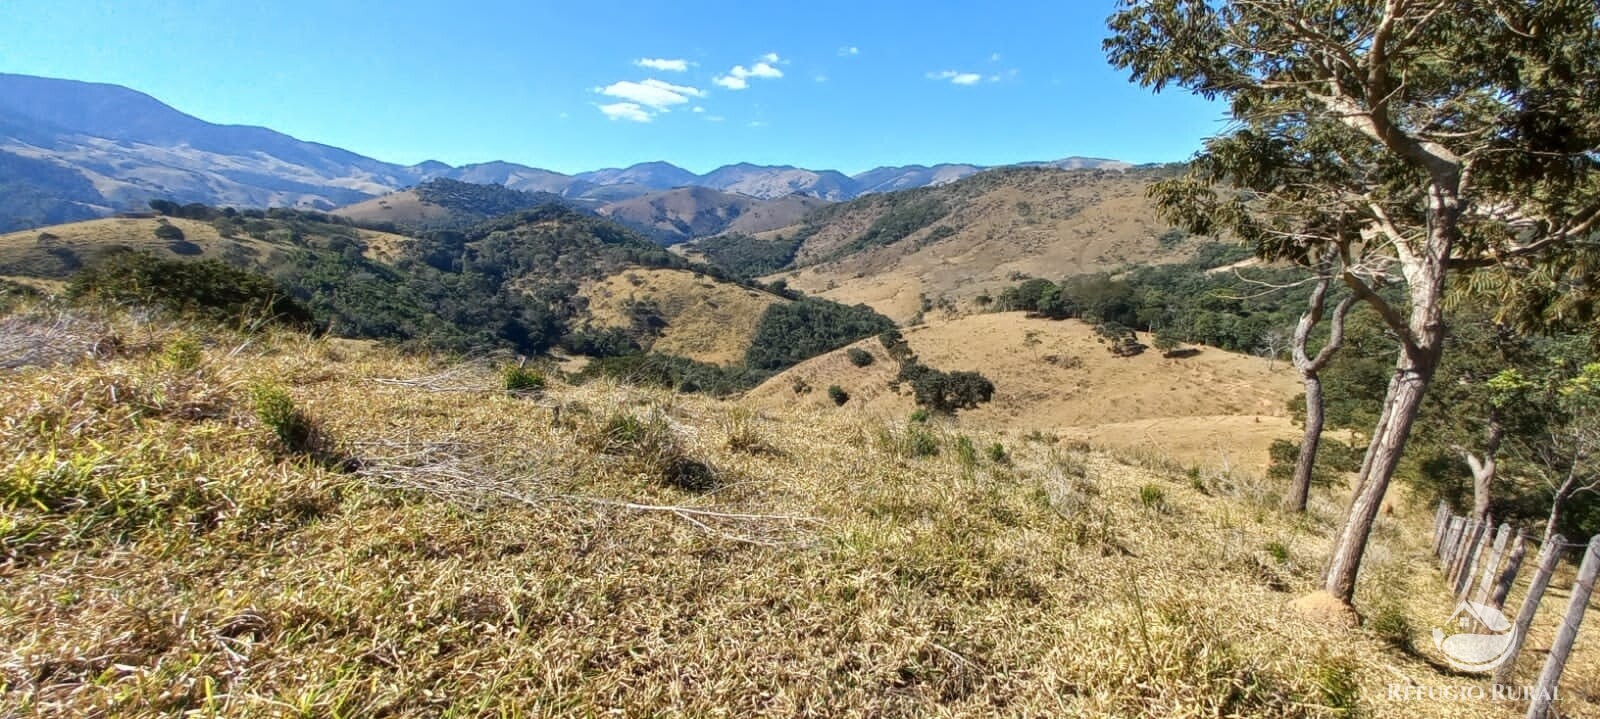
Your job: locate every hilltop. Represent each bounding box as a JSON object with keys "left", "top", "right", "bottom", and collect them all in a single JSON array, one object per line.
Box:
[
  {"left": 333, "top": 178, "right": 567, "bottom": 232},
  {"left": 593, "top": 186, "right": 829, "bottom": 244}
]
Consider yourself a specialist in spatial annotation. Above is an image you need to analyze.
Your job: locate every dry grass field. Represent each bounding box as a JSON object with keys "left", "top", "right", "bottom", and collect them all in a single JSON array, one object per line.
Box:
[
  {"left": 578, "top": 268, "right": 784, "bottom": 365},
  {"left": 765, "top": 169, "right": 1202, "bottom": 322},
  {"left": 749, "top": 312, "right": 1301, "bottom": 472},
  {"left": 1, "top": 304, "right": 1595, "bottom": 718}
]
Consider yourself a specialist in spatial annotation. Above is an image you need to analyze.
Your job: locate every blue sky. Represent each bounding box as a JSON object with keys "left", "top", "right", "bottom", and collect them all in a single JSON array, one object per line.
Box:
[{"left": 0, "top": 1, "right": 1224, "bottom": 175}]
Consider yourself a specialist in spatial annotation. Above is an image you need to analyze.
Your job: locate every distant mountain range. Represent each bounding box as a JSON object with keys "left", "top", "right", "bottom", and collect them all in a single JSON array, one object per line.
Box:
[{"left": 0, "top": 72, "right": 1132, "bottom": 231}]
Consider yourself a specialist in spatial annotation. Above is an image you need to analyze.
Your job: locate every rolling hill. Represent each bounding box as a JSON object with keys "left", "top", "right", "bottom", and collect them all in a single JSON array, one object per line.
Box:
[
  {"left": 594, "top": 186, "right": 829, "bottom": 244},
  {"left": 333, "top": 178, "right": 567, "bottom": 232},
  {"left": 683, "top": 165, "right": 1203, "bottom": 322},
  {"left": 747, "top": 312, "right": 1302, "bottom": 470}
]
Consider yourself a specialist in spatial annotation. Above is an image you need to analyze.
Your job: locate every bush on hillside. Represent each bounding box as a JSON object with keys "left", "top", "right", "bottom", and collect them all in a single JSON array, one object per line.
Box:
[
  {"left": 69, "top": 251, "right": 315, "bottom": 329},
  {"left": 846, "top": 347, "right": 875, "bottom": 367},
  {"left": 744, "top": 298, "right": 896, "bottom": 371}
]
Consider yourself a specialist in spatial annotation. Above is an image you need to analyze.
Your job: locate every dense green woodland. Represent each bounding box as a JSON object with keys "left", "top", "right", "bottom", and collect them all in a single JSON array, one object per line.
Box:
[{"left": 57, "top": 202, "right": 898, "bottom": 395}]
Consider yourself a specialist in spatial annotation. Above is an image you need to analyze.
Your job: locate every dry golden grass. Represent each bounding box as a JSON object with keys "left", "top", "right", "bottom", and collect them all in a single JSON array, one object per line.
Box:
[
  {"left": 579, "top": 268, "right": 783, "bottom": 365},
  {"left": 748, "top": 313, "right": 1301, "bottom": 472},
  {"left": 0, "top": 217, "right": 414, "bottom": 277},
  {"left": 1, "top": 305, "right": 1595, "bottom": 718},
  {"left": 769, "top": 170, "right": 1201, "bottom": 322},
  {"left": 333, "top": 189, "right": 449, "bottom": 227}
]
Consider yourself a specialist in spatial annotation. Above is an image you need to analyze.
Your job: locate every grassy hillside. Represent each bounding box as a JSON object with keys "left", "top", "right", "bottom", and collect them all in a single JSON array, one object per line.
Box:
[
  {"left": 748, "top": 313, "right": 1302, "bottom": 471},
  {"left": 578, "top": 268, "right": 783, "bottom": 365},
  {"left": 2, "top": 306, "right": 1593, "bottom": 717},
  {"left": 733, "top": 166, "right": 1203, "bottom": 322},
  {"left": 334, "top": 178, "right": 566, "bottom": 233},
  {"left": 595, "top": 186, "right": 828, "bottom": 244}
]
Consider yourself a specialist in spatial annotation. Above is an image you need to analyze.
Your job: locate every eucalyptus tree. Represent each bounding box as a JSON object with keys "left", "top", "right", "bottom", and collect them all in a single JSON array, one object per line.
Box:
[{"left": 1106, "top": 0, "right": 1600, "bottom": 603}]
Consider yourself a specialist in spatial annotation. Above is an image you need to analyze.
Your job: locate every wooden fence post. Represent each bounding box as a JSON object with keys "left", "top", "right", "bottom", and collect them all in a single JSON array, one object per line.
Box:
[
  {"left": 1526, "top": 535, "right": 1600, "bottom": 719},
  {"left": 1432, "top": 502, "right": 1451, "bottom": 555},
  {"left": 1488, "top": 532, "right": 1528, "bottom": 611},
  {"left": 1442, "top": 517, "right": 1465, "bottom": 569},
  {"left": 1457, "top": 517, "right": 1495, "bottom": 597},
  {"left": 1472, "top": 523, "right": 1513, "bottom": 603},
  {"left": 1493, "top": 535, "right": 1566, "bottom": 687},
  {"left": 1450, "top": 519, "right": 1483, "bottom": 587}
]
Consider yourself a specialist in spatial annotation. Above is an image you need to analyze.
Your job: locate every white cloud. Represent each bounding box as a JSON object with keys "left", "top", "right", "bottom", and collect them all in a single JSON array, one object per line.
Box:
[
  {"left": 747, "top": 120, "right": 769, "bottom": 128},
  {"left": 838, "top": 46, "right": 859, "bottom": 56},
  {"left": 989, "top": 52, "right": 1002, "bottom": 62},
  {"left": 745, "top": 62, "right": 783, "bottom": 79},
  {"left": 635, "top": 57, "right": 690, "bottom": 72},
  {"left": 598, "top": 102, "right": 652, "bottom": 122},
  {"left": 692, "top": 106, "right": 705, "bottom": 113},
  {"left": 927, "top": 70, "right": 983, "bottom": 86},
  {"left": 814, "top": 74, "right": 829, "bottom": 83},
  {"left": 596, "top": 78, "right": 705, "bottom": 109},
  {"left": 713, "top": 54, "right": 785, "bottom": 90}
]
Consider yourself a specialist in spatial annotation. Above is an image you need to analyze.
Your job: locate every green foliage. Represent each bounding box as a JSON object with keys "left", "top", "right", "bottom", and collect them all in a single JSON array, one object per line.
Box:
[
  {"left": 846, "top": 347, "right": 875, "bottom": 367},
  {"left": 986, "top": 442, "right": 1008, "bottom": 464},
  {"left": 895, "top": 362, "right": 996, "bottom": 415},
  {"left": 69, "top": 251, "right": 315, "bottom": 330},
  {"left": 909, "top": 408, "right": 930, "bottom": 424},
  {"left": 576, "top": 353, "right": 771, "bottom": 397},
  {"left": 894, "top": 424, "right": 940, "bottom": 459},
  {"left": 1093, "top": 322, "right": 1145, "bottom": 357},
  {"left": 828, "top": 195, "right": 949, "bottom": 259},
  {"left": 791, "top": 376, "right": 812, "bottom": 395},
  {"left": 250, "top": 383, "right": 318, "bottom": 455},
  {"left": 1265, "top": 438, "right": 1361, "bottom": 488},
  {"left": 1366, "top": 606, "right": 1413, "bottom": 651},
  {"left": 1138, "top": 484, "right": 1168, "bottom": 513},
  {"left": 693, "top": 233, "right": 802, "bottom": 279},
  {"left": 827, "top": 384, "right": 849, "bottom": 406},
  {"left": 744, "top": 298, "right": 896, "bottom": 371},
  {"left": 954, "top": 436, "right": 978, "bottom": 469},
  {"left": 152, "top": 222, "right": 184, "bottom": 241},
  {"left": 407, "top": 178, "right": 563, "bottom": 231},
  {"left": 502, "top": 365, "right": 547, "bottom": 394},
  {"left": 1263, "top": 541, "right": 1289, "bottom": 565},
  {"left": 161, "top": 335, "right": 204, "bottom": 372}
]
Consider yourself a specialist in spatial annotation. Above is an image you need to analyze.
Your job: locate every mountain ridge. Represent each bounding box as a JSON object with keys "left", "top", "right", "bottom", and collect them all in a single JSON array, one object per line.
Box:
[{"left": 0, "top": 72, "right": 1132, "bottom": 231}]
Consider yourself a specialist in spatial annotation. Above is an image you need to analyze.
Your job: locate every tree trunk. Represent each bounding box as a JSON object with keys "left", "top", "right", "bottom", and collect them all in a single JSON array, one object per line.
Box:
[
  {"left": 1323, "top": 353, "right": 1439, "bottom": 601},
  {"left": 1321, "top": 168, "right": 1458, "bottom": 604},
  {"left": 1287, "top": 279, "right": 1353, "bottom": 513},
  {"left": 1465, "top": 415, "right": 1504, "bottom": 523},
  {"left": 1288, "top": 376, "right": 1325, "bottom": 512}
]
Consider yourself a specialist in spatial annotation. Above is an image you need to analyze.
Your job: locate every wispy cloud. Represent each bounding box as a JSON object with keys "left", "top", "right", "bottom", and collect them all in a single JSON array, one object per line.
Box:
[
  {"left": 593, "top": 78, "right": 706, "bottom": 121},
  {"left": 634, "top": 57, "right": 691, "bottom": 72},
  {"left": 838, "top": 46, "right": 860, "bottom": 57},
  {"left": 598, "top": 102, "right": 652, "bottom": 122},
  {"left": 927, "top": 70, "right": 983, "bottom": 86},
  {"left": 714, "top": 53, "right": 785, "bottom": 91}
]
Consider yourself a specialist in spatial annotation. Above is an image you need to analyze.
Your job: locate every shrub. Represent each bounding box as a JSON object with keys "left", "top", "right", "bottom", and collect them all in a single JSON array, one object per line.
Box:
[
  {"left": 1366, "top": 606, "right": 1414, "bottom": 651},
  {"left": 161, "top": 335, "right": 204, "bottom": 372},
  {"left": 827, "top": 385, "right": 850, "bottom": 406},
  {"left": 986, "top": 442, "right": 1008, "bottom": 464},
  {"left": 589, "top": 409, "right": 715, "bottom": 492},
  {"left": 897, "top": 363, "right": 996, "bottom": 414},
  {"left": 153, "top": 222, "right": 184, "bottom": 241},
  {"left": 1138, "top": 484, "right": 1168, "bottom": 513},
  {"left": 744, "top": 298, "right": 896, "bottom": 371},
  {"left": 846, "top": 347, "right": 875, "bottom": 367},
  {"left": 69, "top": 251, "right": 315, "bottom": 330},
  {"left": 791, "top": 377, "right": 812, "bottom": 395},
  {"left": 955, "top": 436, "right": 978, "bottom": 469},
  {"left": 1264, "top": 541, "right": 1289, "bottom": 564},
  {"left": 909, "top": 408, "right": 929, "bottom": 424},
  {"left": 902, "top": 425, "right": 940, "bottom": 458},
  {"left": 502, "top": 365, "right": 546, "bottom": 394},
  {"left": 250, "top": 383, "right": 316, "bottom": 454}
]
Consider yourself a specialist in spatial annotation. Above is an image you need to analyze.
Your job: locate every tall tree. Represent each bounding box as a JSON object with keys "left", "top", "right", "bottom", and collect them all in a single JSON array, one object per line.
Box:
[{"left": 1107, "top": 0, "right": 1600, "bottom": 603}]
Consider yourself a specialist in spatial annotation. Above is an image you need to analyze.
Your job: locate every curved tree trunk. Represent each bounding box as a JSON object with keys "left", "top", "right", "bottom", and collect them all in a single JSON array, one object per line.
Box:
[
  {"left": 1465, "top": 416, "right": 1504, "bottom": 523},
  {"left": 1286, "top": 276, "right": 1354, "bottom": 513}
]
